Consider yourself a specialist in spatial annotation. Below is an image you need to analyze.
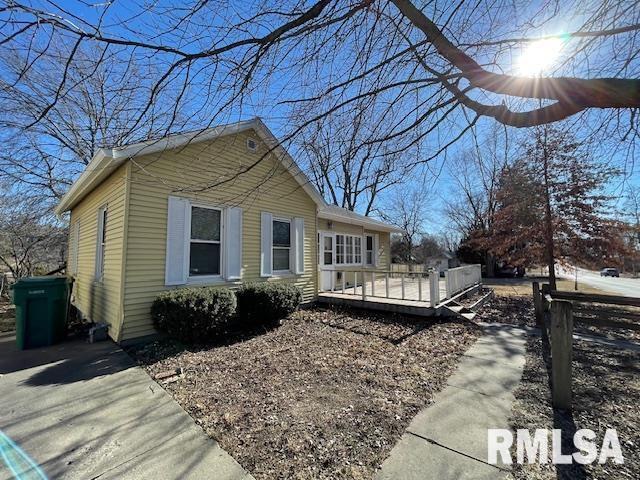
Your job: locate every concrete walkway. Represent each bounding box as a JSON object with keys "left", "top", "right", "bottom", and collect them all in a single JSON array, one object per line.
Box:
[
  {"left": 0, "top": 333, "right": 253, "bottom": 480},
  {"left": 377, "top": 323, "right": 528, "bottom": 480}
]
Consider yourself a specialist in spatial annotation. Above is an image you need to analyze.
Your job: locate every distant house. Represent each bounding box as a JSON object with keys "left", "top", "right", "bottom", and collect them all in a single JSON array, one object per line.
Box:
[
  {"left": 55, "top": 118, "right": 401, "bottom": 343},
  {"left": 425, "top": 251, "right": 460, "bottom": 275}
]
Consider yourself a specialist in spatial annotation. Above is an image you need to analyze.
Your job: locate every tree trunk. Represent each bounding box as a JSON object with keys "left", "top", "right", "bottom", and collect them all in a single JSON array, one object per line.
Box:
[
  {"left": 541, "top": 130, "right": 557, "bottom": 290},
  {"left": 485, "top": 251, "right": 496, "bottom": 277}
]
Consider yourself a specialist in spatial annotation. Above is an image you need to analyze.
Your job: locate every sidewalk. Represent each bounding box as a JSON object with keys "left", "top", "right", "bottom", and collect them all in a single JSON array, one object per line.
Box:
[
  {"left": 376, "top": 323, "right": 528, "bottom": 480},
  {"left": 0, "top": 334, "right": 253, "bottom": 480}
]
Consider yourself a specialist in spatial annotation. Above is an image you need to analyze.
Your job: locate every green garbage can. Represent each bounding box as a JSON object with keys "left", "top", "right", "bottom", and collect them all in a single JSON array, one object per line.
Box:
[{"left": 11, "top": 276, "right": 73, "bottom": 350}]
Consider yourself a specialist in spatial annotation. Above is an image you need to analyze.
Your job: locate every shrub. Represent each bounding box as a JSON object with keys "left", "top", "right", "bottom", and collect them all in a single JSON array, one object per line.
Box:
[
  {"left": 236, "top": 283, "right": 302, "bottom": 326},
  {"left": 151, "top": 287, "right": 236, "bottom": 343}
]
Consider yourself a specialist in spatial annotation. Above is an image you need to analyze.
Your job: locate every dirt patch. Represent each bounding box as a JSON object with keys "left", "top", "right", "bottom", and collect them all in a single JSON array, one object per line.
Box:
[
  {"left": 129, "top": 307, "right": 481, "bottom": 479},
  {"left": 509, "top": 337, "right": 640, "bottom": 479}
]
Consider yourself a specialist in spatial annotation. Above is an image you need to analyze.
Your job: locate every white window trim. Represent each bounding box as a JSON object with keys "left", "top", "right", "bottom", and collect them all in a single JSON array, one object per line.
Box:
[
  {"left": 95, "top": 206, "right": 107, "bottom": 281},
  {"left": 186, "top": 202, "right": 224, "bottom": 282},
  {"left": 272, "top": 217, "right": 292, "bottom": 275}
]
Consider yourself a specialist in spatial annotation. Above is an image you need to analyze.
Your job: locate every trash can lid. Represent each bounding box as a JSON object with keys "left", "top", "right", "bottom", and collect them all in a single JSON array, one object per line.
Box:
[{"left": 13, "top": 276, "right": 71, "bottom": 287}]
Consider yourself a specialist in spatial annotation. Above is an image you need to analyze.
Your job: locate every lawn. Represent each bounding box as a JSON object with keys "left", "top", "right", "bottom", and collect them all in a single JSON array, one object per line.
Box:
[
  {"left": 129, "top": 307, "right": 481, "bottom": 479},
  {"left": 483, "top": 276, "right": 608, "bottom": 297}
]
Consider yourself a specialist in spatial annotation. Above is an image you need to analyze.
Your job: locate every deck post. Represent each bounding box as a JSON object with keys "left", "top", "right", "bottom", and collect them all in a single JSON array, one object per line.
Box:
[
  {"left": 354, "top": 272, "right": 358, "bottom": 295},
  {"left": 429, "top": 272, "right": 439, "bottom": 307},
  {"left": 418, "top": 275, "right": 423, "bottom": 301},
  {"left": 385, "top": 273, "right": 390, "bottom": 298},
  {"left": 342, "top": 272, "right": 345, "bottom": 294},
  {"left": 371, "top": 271, "right": 376, "bottom": 297},
  {"left": 361, "top": 271, "right": 366, "bottom": 300},
  {"left": 401, "top": 274, "right": 405, "bottom": 300},
  {"left": 444, "top": 270, "right": 451, "bottom": 299}
]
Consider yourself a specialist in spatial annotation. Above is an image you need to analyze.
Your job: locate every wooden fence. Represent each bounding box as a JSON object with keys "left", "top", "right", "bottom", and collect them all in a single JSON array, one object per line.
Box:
[{"left": 532, "top": 282, "right": 640, "bottom": 410}]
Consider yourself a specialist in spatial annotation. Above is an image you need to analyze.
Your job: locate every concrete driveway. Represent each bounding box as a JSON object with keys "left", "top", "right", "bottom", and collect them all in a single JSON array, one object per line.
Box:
[{"left": 0, "top": 332, "right": 253, "bottom": 480}]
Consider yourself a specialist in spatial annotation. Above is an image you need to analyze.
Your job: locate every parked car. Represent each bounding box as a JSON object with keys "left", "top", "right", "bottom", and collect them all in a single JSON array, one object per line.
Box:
[
  {"left": 496, "top": 265, "right": 518, "bottom": 278},
  {"left": 600, "top": 267, "right": 620, "bottom": 277}
]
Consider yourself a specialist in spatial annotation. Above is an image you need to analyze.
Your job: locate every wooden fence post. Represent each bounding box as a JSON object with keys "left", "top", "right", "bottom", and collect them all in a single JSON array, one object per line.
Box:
[
  {"left": 550, "top": 299, "right": 573, "bottom": 410},
  {"left": 532, "top": 281, "right": 541, "bottom": 326}
]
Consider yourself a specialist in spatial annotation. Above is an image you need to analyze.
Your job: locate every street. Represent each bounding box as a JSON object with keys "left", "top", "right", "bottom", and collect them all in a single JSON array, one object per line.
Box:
[{"left": 561, "top": 268, "right": 640, "bottom": 298}]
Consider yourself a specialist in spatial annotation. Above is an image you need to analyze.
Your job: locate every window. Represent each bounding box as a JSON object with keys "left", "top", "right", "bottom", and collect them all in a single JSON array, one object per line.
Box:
[
  {"left": 346, "top": 236, "right": 353, "bottom": 264},
  {"left": 354, "top": 236, "right": 362, "bottom": 264},
  {"left": 95, "top": 207, "right": 107, "bottom": 280},
  {"left": 323, "top": 236, "right": 333, "bottom": 265},
  {"left": 336, "top": 234, "right": 344, "bottom": 264},
  {"left": 334, "top": 234, "right": 364, "bottom": 266},
  {"left": 365, "top": 235, "right": 374, "bottom": 265},
  {"left": 189, "top": 206, "right": 221, "bottom": 276},
  {"left": 273, "top": 219, "right": 291, "bottom": 272}
]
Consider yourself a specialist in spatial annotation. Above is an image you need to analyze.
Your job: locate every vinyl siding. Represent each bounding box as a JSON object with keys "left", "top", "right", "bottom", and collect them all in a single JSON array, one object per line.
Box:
[
  {"left": 68, "top": 164, "right": 127, "bottom": 340},
  {"left": 121, "top": 130, "right": 318, "bottom": 341}
]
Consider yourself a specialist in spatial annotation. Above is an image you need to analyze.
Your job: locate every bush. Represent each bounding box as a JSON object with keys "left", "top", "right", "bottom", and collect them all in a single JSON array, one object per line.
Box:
[
  {"left": 151, "top": 287, "right": 236, "bottom": 343},
  {"left": 236, "top": 283, "right": 302, "bottom": 326}
]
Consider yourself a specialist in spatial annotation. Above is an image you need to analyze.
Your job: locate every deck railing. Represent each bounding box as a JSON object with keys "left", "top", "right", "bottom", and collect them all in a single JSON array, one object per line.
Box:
[
  {"left": 320, "top": 264, "right": 482, "bottom": 306},
  {"left": 320, "top": 269, "right": 440, "bottom": 305},
  {"left": 444, "top": 264, "right": 482, "bottom": 298}
]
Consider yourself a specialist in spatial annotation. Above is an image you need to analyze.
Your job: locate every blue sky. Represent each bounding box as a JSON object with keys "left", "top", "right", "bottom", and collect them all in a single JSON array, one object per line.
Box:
[{"left": 2, "top": 0, "right": 639, "bottom": 233}]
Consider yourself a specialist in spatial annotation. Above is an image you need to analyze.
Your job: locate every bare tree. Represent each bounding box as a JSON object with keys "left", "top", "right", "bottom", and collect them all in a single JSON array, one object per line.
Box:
[
  {"left": 445, "top": 125, "right": 512, "bottom": 275},
  {"left": 0, "top": 191, "right": 66, "bottom": 279},
  {"left": 296, "top": 97, "right": 415, "bottom": 213},
  {"left": 623, "top": 184, "right": 640, "bottom": 274},
  {"left": 1, "top": 0, "right": 638, "bottom": 176},
  {"left": 0, "top": 41, "right": 181, "bottom": 202},
  {"left": 381, "top": 185, "right": 426, "bottom": 262}
]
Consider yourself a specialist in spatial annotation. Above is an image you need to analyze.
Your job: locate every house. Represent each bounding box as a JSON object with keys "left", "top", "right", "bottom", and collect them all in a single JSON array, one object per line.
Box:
[
  {"left": 425, "top": 251, "right": 460, "bottom": 275},
  {"left": 55, "top": 118, "right": 401, "bottom": 343}
]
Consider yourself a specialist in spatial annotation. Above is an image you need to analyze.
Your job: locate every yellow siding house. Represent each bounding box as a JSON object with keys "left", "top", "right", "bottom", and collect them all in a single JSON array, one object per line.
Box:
[{"left": 55, "top": 119, "right": 401, "bottom": 343}]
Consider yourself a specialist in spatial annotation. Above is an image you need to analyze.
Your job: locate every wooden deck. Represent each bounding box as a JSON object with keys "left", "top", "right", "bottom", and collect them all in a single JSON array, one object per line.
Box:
[{"left": 317, "top": 277, "right": 448, "bottom": 316}]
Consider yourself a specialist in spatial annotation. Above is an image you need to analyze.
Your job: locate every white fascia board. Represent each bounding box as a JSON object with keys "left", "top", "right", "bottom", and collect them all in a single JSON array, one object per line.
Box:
[{"left": 317, "top": 209, "right": 404, "bottom": 233}]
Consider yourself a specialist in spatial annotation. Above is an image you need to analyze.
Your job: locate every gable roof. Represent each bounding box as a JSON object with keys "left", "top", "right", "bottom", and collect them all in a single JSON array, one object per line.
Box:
[
  {"left": 54, "top": 118, "right": 325, "bottom": 214},
  {"left": 54, "top": 118, "right": 403, "bottom": 234},
  {"left": 317, "top": 204, "right": 404, "bottom": 233}
]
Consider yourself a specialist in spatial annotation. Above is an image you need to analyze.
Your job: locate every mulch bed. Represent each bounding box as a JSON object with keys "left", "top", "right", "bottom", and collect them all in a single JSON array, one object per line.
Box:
[
  {"left": 510, "top": 336, "right": 640, "bottom": 480},
  {"left": 477, "top": 295, "right": 640, "bottom": 343},
  {"left": 475, "top": 294, "right": 639, "bottom": 478},
  {"left": 474, "top": 294, "right": 537, "bottom": 326},
  {"left": 129, "top": 307, "right": 481, "bottom": 479}
]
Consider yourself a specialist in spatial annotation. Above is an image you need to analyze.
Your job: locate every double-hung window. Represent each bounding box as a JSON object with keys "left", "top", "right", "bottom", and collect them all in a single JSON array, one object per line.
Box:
[
  {"left": 95, "top": 207, "right": 107, "bottom": 280},
  {"left": 336, "top": 235, "right": 345, "bottom": 264},
  {"left": 354, "top": 237, "right": 362, "bottom": 264},
  {"left": 365, "top": 235, "right": 374, "bottom": 265},
  {"left": 346, "top": 236, "right": 354, "bottom": 264},
  {"left": 189, "top": 205, "right": 222, "bottom": 277},
  {"left": 273, "top": 219, "right": 291, "bottom": 272}
]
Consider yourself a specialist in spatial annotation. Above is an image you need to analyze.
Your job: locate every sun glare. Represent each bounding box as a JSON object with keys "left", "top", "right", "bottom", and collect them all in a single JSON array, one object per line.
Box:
[{"left": 517, "top": 38, "right": 565, "bottom": 76}]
